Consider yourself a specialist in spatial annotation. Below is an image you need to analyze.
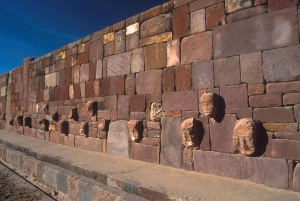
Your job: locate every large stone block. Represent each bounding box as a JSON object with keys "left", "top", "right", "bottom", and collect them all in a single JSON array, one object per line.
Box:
[
  {"left": 163, "top": 67, "right": 175, "bottom": 93},
  {"left": 161, "top": 117, "right": 183, "bottom": 168},
  {"left": 213, "top": 7, "right": 298, "bottom": 59},
  {"left": 89, "top": 40, "right": 103, "bottom": 61},
  {"left": 206, "top": 2, "right": 226, "bottom": 30},
  {"left": 115, "top": 30, "right": 125, "bottom": 54},
  {"left": 220, "top": 85, "right": 248, "bottom": 108},
  {"left": 172, "top": 5, "right": 190, "bottom": 38},
  {"left": 140, "top": 14, "right": 172, "bottom": 38},
  {"left": 136, "top": 70, "right": 162, "bottom": 95},
  {"left": 130, "top": 143, "right": 159, "bottom": 163},
  {"left": 263, "top": 45, "right": 300, "bottom": 83},
  {"left": 249, "top": 94, "right": 282, "bottom": 107},
  {"left": 192, "top": 60, "right": 214, "bottom": 90},
  {"left": 191, "top": 9, "right": 206, "bottom": 34},
  {"left": 75, "top": 136, "right": 103, "bottom": 152},
  {"left": 240, "top": 52, "right": 263, "bottom": 84},
  {"left": 145, "top": 43, "right": 167, "bottom": 71},
  {"left": 45, "top": 73, "right": 57, "bottom": 88},
  {"left": 214, "top": 56, "right": 240, "bottom": 87},
  {"left": 80, "top": 63, "right": 89, "bottom": 83},
  {"left": 254, "top": 107, "right": 294, "bottom": 123},
  {"left": 266, "top": 81, "right": 300, "bottom": 94},
  {"left": 107, "top": 52, "right": 131, "bottom": 77},
  {"left": 162, "top": 91, "right": 198, "bottom": 111},
  {"left": 107, "top": 121, "right": 130, "bottom": 158},
  {"left": 175, "top": 65, "right": 191, "bottom": 91},
  {"left": 226, "top": 5, "right": 268, "bottom": 24},
  {"left": 131, "top": 48, "right": 144, "bottom": 73},
  {"left": 194, "top": 150, "right": 288, "bottom": 189},
  {"left": 181, "top": 32, "right": 212, "bottom": 65},
  {"left": 118, "top": 96, "right": 130, "bottom": 120},
  {"left": 210, "top": 114, "right": 237, "bottom": 153}
]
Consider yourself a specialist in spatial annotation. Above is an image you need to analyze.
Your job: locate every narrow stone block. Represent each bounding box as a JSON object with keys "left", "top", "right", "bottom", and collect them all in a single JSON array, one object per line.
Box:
[
  {"left": 206, "top": 2, "right": 225, "bottom": 30},
  {"left": 173, "top": 5, "right": 190, "bottom": 38},
  {"left": 191, "top": 9, "right": 206, "bottom": 34},
  {"left": 115, "top": 30, "right": 125, "bottom": 54},
  {"left": 175, "top": 65, "right": 191, "bottom": 91},
  {"left": 227, "top": 5, "right": 268, "bottom": 23},
  {"left": 192, "top": 60, "right": 214, "bottom": 89},
  {"left": 163, "top": 67, "right": 175, "bottom": 92},
  {"left": 131, "top": 48, "right": 144, "bottom": 73},
  {"left": 167, "top": 39, "right": 180, "bottom": 67},
  {"left": 249, "top": 94, "right": 282, "bottom": 107}
]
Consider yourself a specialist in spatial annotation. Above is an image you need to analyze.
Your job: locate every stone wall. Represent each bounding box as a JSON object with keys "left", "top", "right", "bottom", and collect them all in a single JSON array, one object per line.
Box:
[{"left": 1, "top": 0, "right": 300, "bottom": 192}]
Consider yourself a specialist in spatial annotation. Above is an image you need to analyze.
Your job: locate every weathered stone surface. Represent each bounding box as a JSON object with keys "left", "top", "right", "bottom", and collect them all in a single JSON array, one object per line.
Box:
[
  {"left": 293, "top": 163, "right": 300, "bottom": 192},
  {"left": 167, "top": 39, "right": 180, "bottom": 67},
  {"left": 249, "top": 94, "right": 282, "bottom": 107},
  {"left": 263, "top": 123, "right": 298, "bottom": 132},
  {"left": 181, "top": 32, "right": 212, "bottom": 65},
  {"left": 266, "top": 81, "right": 300, "bottom": 94},
  {"left": 130, "top": 112, "right": 146, "bottom": 120},
  {"left": 80, "top": 63, "right": 89, "bottom": 83},
  {"left": 90, "top": 40, "right": 103, "bottom": 61},
  {"left": 227, "top": 5, "right": 268, "bottom": 23},
  {"left": 116, "top": 75, "right": 125, "bottom": 95},
  {"left": 75, "top": 136, "right": 103, "bottom": 152},
  {"left": 130, "top": 143, "right": 159, "bottom": 164},
  {"left": 103, "top": 33, "right": 114, "bottom": 44},
  {"left": 200, "top": 93, "right": 219, "bottom": 118},
  {"left": 240, "top": 52, "right": 263, "bottom": 84},
  {"left": 95, "top": 59, "right": 102, "bottom": 79},
  {"left": 175, "top": 65, "right": 191, "bottom": 91},
  {"left": 86, "top": 101, "right": 98, "bottom": 117},
  {"left": 210, "top": 114, "right": 237, "bottom": 153},
  {"left": 115, "top": 30, "right": 125, "bottom": 54},
  {"left": 191, "top": 9, "right": 206, "bottom": 34},
  {"left": 131, "top": 48, "right": 144, "bottom": 73},
  {"left": 136, "top": 70, "right": 162, "bottom": 95},
  {"left": 140, "top": 6, "right": 162, "bottom": 22},
  {"left": 107, "top": 121, "right": 130, "bottom": 158},
  {"left": 225, "top": 0, "right": 252, "bottom": 13},
  {"left": 233, "top": 118, "right": 258, "bottom": 156},
  {"left": 145, "top": 43, "right": 167, "bottom": 71},
  {"left": 141, "top": 138, "right": 160, "bottom": 146},
  {"left": 129, "top": 95, "right": 145, "bottom": 112},
  {"left": 107, "top": 52, "right": 131, "bottom": 77},
  {"left": 214, "top": 7, "right": 299, "bottom": 59},
  {"left": 220, "top": 85, "right": 248, "bottom": 108},
  {"left": 214, "top": 56, "right": 240, "bottom": 86},
  {"left": 140, "top": 14, "right": 172, "bottom": 38},
  {"left": 263, "top": 45, "right": 300, "bottom": 83},
  {"left": 104, "top": 42, "right": 115, "bottom": 57},
  {"left": 269, "top": 0, "right": 298, "bottom": 12},
  {"left": 254, "top": 107, "right": 294, "bottom": 123},
  {"left": 266, "top": 139, "right": 300, "bottom": 161},
  {"left": 194, "top": 150, "right": 288, "bottom": 189},
  {"left": 274, "top": 132, "right": 300, "bottom": 141},
  {"left": 125, "top": 74, "right": 135, "bottom": 95},
  {"left": 72, "top": 65, "right": 80, "bottom": 83},
  {"left": 163, "top": 67, "right": 175, "bottom": 93},
  {"left": 206, "top": 2, "right": 226, "bottom": 30},
  {"left": 147, "top": 121, "right": 161, "bottom": 131},
  {"left": 141, "top": 32, "right": 172, "bottom": 47},
  {"left": 126, "top": 32, "right": 139, "bottom": 52},
  {"left": 173, "top": 5, "right": 190, "bottom": 38},
  {"left": 127, "top": 120, "right": 143, "bottom": 142},
  {"left": 254, "top": 0, "right": 267, "bottom": 6},
  {"left": 0, "top": 86, "right": 6, "bottom": 97},
  {"left": 126, "top": 23, "right": 139, "bottom": 35},
  {"left": 181, "top": 118, "right": 201, "bottom": 149},
  {"left": 192, "top": 60, "right": 214, "bottom": 89},
  {"left": 162, "top": 91, "right": 198, "bottom": 111},
  {"left": 45, "top": 73, "right": 57, "bottom": 88},
  {"left": 118, "top": 95, "right": 130, "bottom": 120},
  {"left": 161, "top": 117, "right": 183, "bottom": 168},
  {"left": 294, "top": 104, "right": 300, "bottom": 122},
  {"left": 150, "top": 102, "right": 163, "bottom": 122}
]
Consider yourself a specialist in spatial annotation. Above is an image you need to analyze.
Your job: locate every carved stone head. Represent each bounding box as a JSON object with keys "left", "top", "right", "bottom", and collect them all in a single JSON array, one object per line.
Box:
[
  {"left": 233, "top": 118, "right": 258, "bottom": 156},
  {"left": 150, "top": 102, "right": 163, "bottom": 122},
  {"left": 86, "top": 101, "right": 97, "bottom": 117},
  {"left": 181, "top": 118, "right": 200, "bottom": 149},
  {"left": 39, "top": 119, "right": 49, "bottom": 131},
  {"left": 127, "top": 120, "right": 143, "bottom": 142},
  {"left": 200, "top": 93, "right": 218, "bottom": 118},
  {"left": 80, "top": 121, "right": 88, "bottom": 138}
]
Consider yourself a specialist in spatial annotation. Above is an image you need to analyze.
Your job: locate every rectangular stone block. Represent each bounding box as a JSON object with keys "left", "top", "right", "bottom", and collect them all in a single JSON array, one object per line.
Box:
[
  {"left": 118, "top": 95, "right": 129, "bottom": 120},
  {"left": 80, "top": 63, "right": 89, "bottom": 83},
  {"left": 140, "top": 14, "right": 172, "bottom": 38},
  {"left": 126, "top": 32, "right": 139, "bottom": 52},
  {"left": 136, "top": 70, "right": 162, "bottom": 95},
  {"left": 191, "top": 9, "right": 206, "bottom": 34},
  {"left": 283, "top": 93, "right": 300, "bottom": 105},
  {"left": 129, "top": 143, "right": 159, "bottom": 164},
  {"left": 214, "top": 56, "right": 240, "bottom": 87},
  {"left": 220, "top": 85, "right": 248, "bottom": 108},
  {"left": 162, "top": 91, "right": 198, "bottom": 111},
  {"left": 263, "top": 123, "right": 298, "bottom": 132},
  {"left": 193, "top": 150, "right": 288, "bottom": 189},
  {"left": 45, "top": 73, "right": 57, "bottom": 88},
  {"left": 175, "top": 65, "right": 191, "bottom": 91},
  {"left": 192, "top": 60, "right": 214, "bottom": 90},
  {"left": 249, "top": 94, "right": 282, "bottom": 107},
  {"left": 294, "top": 163, "right": 300, "bottom": 192},
  {"left": 274, "top": 132, "right": 300, "bottom": 141},
  {"left": 266, "top": 81, "right": 300, "bottom": 94},
  {"left": 131, "top": 48, "right": 144, "bottom": 73},
  {"left": 181, "top": 32, "right": 212, "bottom": 65},
  {"left": 167, "top": 39, "right": 180, "bottom": 67},
  {"left": 116, "top": 75, "right": 125, "bottom": 95},
  {"left": 173, "top": 5, "right": 190, "bottom": 38},
  {"left": 254, "top": 107, "right": 294, "bottom": 123},
  {"left": 248, "top": 84, "right": 265, "bottom": 96},
  {"left": 75, "top": 136, "right": 103, "bottom": 152},
  {"left": 161, "top": 117, "right": 182, "bottom": 168},
  {"left": 115, "top": 30, "right": 125, "bottom": 54},
  {"left": 213, "top": 7, "right": 298, "bottom": 59},
  {"left": 266, "top": 139, "right": 300, "bottom": 160},
  {"left": 240, "top": 52, "right": 263, "bottom": 84},
  {"left": 145, "top": 43, "right": 167, "bottom": 71},
  {"left": 140, "top": 32, "right": 172, "bottom": 47},
  {"left": 125, "top": 74, "right": 135, "bottom": 95},
  {"left": 107, "top": 53, "right": 131, "bottom": 77},
  {"left": 268, "top": 0, "right": 298, "bottom": 12},
  {"left": 129, "top": 95, "right": 145, "bottom": 112}
]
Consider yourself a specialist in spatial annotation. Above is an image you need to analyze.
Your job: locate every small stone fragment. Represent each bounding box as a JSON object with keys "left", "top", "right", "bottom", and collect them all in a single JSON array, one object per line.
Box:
[
  {"left": 150, "top": 102, "right": 163, "bottom": 122},
  {"left": 181, "top": 118, "right": 201, "bottom": 149},
  {"left": 127, "top": 120, "right": 144, "bottom": 142},
  {"left": 199, "top": 93, "right": 219, "bottom": 118},
  {"left": 233, "top": 118, "right": 258, "bottom": 156}
]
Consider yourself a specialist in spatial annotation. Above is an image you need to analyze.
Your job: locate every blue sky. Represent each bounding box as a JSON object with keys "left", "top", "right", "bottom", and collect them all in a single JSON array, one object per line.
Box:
[{"left": 0, "top": 0, "right": 166, "bottom": 75}]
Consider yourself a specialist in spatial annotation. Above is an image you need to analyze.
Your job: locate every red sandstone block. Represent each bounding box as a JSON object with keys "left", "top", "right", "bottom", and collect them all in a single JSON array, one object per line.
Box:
[
  {"left": 220, "top": 85, "right": 248, "bottom": 108},
  {"left": 89, "top": 60, "right": 96, "bottom": 81},
  {"left": 115, "top": 30, "right": 125, "bottom": 54},
  {"left": 36, "top": 90, "right": 43, "bottom": 103},
  {"left": 268, "top": 0, "right": 298, "bottom": 12},
  {"left": 65, "top": 68, "right": 72, "bottom": 86},
  {"left": 55, "top": 60, "right": 65, "bottom": 72},
  {"left": 116, "top": 75, "right": 125, "bottom": 95},
  {"left": 50, "top": 132, "right": 64, "bottom": 144},
  {"left": 59, "top": 85, "right": 69, "bottom": 101},
  {"left": 104, "top": 42, "right": 115, "bottom": 57},
  {"left": 266, "top": 81, "right": 300, "bottom": 94},
  {"left": 109, "top": 76, "right": 116, "bottom": 96},
  {"left": 118, "top": 95, "right": 130, "bottom": 120},
  {"left": 181, "top": 32, "right": 212, "bottom": 65},
  {"left": 75, "top": 136, "right": 103, "bottom": 152},
  {"left": 172, "top": 5, "right": 190, "bottom": 39},
  {"left": 130, "top": 143, "right": 159, "bottom": 164},
  {"left": 283, "top": 93, "right": 300, "bottom": 105},
  {"left": 140, "top": 14, "right": 172, "bottom": 39},
  {"left": 140, "top": 5, "right": 162, "bottom": 22},
  {"left": 89, "top": 40, "right": 103, "bottom": 61},
  {"left": 249, "top": 94, "right": 282, "bottom": 107},
  {"left": 145, "top": 43, "right": 167, "bottom": 71},
  {"left": 112, "top": 20, "right": 125, "bottom": 32},
  {"left": 254, "top": 107, "right": 294, "bottom": 123},
  {"left": 254, "top": 0, "right": 267, "bottom": 6},
  {"left": 78, "top": 53, "right": 89, "bottom": 65},
  {"left": 91, "top": 30, "right": 103, "bottom": 43},
  {"left": 100, "top": 78, "right": 110, "bottom": 97},
  {"left": 65, "top": 55, "right": 77, "bottom": 69},
  {"left": 136, "top": 70, "right": 162, "bottom": 95},
  {"left": 190, "top": 0, "right": 223, "bottom": 12},
  {"left": 125, "top": 74, "right": 135, "bottom": 95},
  {"left": 175, "top": 65, "right": 191, "bottom": 91},
  {"left": 126, "top": 14, "right": 139, "bottom": 26},
  {"left": 130, "top": 95, "right": 146, "bottom": 112},
  {"left": 85, "top": 81, "right": 95, "bottom": 98},
  {"left": 174, "top": 0, "right": 195, "bottom": 8},
  {"left": 266, "top": 139, "right": 300, "bottom": 161},
  {"left": 206, "top": 2, "right": 225, "bottom": 31},
  {"left": 72, "top": 65, "right": 80, "bottom": 84},
  {"left": 226, "top": 5, "right": 268, "bottom": 24},
  {"left": 214, "top": 56, "right": 240, "bottom": 87},
  {"left": 105, "top": 96, "right": 117, "bottom": 111},
  {"left": 162, "top": 91, "right": 198, "bottom": 111},
  {"left": 126, "top": 32, "right": 139, "bottom": 52}
]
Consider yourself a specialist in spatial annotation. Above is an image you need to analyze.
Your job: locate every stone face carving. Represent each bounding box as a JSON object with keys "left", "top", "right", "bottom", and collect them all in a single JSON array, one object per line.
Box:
[
  {"left": 181, "top": 118, "right": 200, "bottom": 149},
  {"left": 200, "top": 93, "right": 218, "bottom": 118},
  {"left": 68, "top": 107, "right": 78, "bottom": 121},
  {"left": 150, "top": 102, "right": 163, "bottom": 122},
  {"left": 233, "top": 118, "right": 258, "bottom": 156},
  {"left": 80, "top": 121, "right": 89, "bottom": 138},
  {"left": 58, "top": 120, "right": 68, "bottom": 135},
  {"left": 51, "top": 112, "right": 58, "bottom": 122},
  {"left": 0, "top": 112, "right": 5, "bottom": 121},
  {"left": 39, "top": 119, "right": 49, "bottom": 131},
  {"left": 15, "top": 115, "right": 23, "bottom": 126},
  {"left": 86, "top": 101, "right": 98, "bottom": 117},
  {"left": 127, "top": 120, "right": 143, "bottom": 142}
]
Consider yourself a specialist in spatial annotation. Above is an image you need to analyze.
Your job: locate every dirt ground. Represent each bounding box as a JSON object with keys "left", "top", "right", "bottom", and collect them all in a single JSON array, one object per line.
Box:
[{"left": 0, "top": 163, "right": 56, "bottom": 201}]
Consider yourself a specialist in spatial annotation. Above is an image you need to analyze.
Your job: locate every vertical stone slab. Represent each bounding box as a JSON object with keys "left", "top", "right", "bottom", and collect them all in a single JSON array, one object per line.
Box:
[
  {"left": 161, "top": 117, "right": 183, "bottom": 168},
  {"left": 294, "top": 163, "right": 300, "bottom": 192},
  {"left": 5, "top": 71, "right": 12, "bottom": 128},
  {"left": 107, "top": 121, "right": 130, "bottom": 158},
  {"left": 23, "top": 58, "right": 33, "bottom": 112}
]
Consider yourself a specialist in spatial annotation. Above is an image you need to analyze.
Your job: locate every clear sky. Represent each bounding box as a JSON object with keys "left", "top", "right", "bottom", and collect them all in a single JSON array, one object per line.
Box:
[{"left": 0, "top": 0, "right": 167, "bottom": 75}]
